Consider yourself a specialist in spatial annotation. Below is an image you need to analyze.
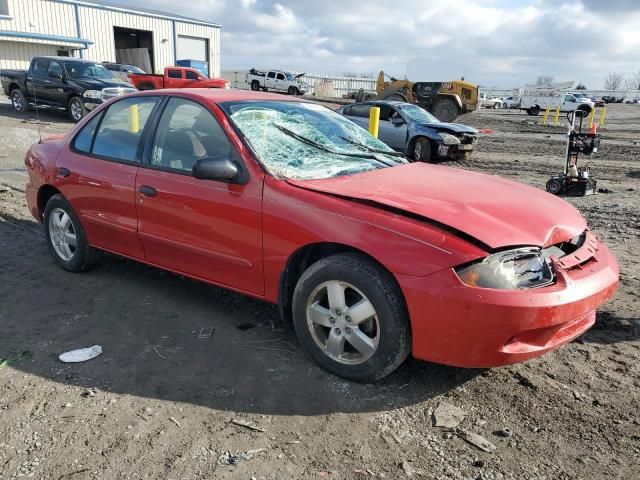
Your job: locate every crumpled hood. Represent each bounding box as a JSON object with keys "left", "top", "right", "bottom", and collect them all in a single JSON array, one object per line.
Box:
[
  {"left": 288, "top": 163, "right": 586, "bottom": 249},
  {"left": 422, "top": 122, "right": 478, "bottom": 135}
]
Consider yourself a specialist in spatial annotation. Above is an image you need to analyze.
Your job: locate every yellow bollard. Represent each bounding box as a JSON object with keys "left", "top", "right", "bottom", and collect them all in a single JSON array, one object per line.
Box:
[
  {"left": 128, "top": 104, "right": 139, "bottom": 133},
  {"left": 541, "top": 107, "right": 550, "bottom": 125},
  {"left": 368, "top": 106, "right": 380, "bottom": 138},
  {"left": 599, "top": 107, "right": 606, "bottom": 126},
  {"left": 553, "top": 106, "right": 560, "bottom": 126},
  {"left": 588, "top": 107, "right": 595, "bottom": 129}
]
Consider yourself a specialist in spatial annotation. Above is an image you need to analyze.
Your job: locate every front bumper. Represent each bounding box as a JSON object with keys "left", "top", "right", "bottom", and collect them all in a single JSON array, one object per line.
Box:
[
  {"left": 398, "top": 234, "right": 619, "bottom": 367},
  {"left": 437, "top": 143, "right": 474, "bottom": 159},
  {"left": 83, "top": 98, "right": 103, "bottom": 110}
]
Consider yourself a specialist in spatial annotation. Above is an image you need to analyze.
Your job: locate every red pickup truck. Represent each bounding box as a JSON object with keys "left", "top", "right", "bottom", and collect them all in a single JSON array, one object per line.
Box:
[{"left": 129, "top": 66, "right": 228, "bottom": 91}]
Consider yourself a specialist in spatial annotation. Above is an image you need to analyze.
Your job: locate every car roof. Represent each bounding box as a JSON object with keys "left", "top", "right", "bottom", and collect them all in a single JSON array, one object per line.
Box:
[
  {"left": 133, "top": 88, "right": 309, "bottom": 103},
  {"left": 38, "top": 56, "right": 95, "bottom": 63},
  {"left": 345, "top": 100, "right": 409, "bottom": 108}
]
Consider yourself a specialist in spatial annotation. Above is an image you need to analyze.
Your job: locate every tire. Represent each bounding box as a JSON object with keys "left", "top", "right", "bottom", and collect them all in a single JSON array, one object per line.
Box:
[
  {"left": 493, "top": 102, "right": 500, "bottom": 109},
  {"left": 432, "top": 97, "right": 458, "bottom": 122},
  {"left": 251, "top": 80, "right": 260, "bottom": 91},
  {"left": 502, "top": 103, "right": 508, "bottom": 109},
  {"left": 68, "top": 97, "right": 86, "bottom": 123},
  {"left": 528, "top": 105, "right": 540, "bottom": 116},
  {"left": 577, "top": 105, "right": 591, "bottom": 116},
  {"left": 292, "top": 253, "right": 411, "bottom": 382},
  {"left": 412, "top": 137, "right": 432, "bottom": 162},
  {"left": 43, "top": 194, "right": 101, "bottom": 272},
  {"left": 10, "top": 89, "right": 28, "bottom": 113},
  {"left": 288, "top": 86, "right": 298, "bottom": 95},
  {"left": 546, "top": 178, "right": 565, "bottom": 195}
]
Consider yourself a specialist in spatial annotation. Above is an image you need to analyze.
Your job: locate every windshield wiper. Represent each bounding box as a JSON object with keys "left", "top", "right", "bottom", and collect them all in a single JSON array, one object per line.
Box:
[
  {"left": 273, "top": 124, "right": 395, "bottom": 167},
  {"left": 339, "top": 136, "right": 406, "bottom": 161}
]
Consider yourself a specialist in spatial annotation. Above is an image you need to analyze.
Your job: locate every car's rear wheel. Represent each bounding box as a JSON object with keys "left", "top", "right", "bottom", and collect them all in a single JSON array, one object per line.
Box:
[
  {"left": 292, "top": 253, "right": 411, "bottom": 382},
  {"left": 251, "top": 80, "right": 260, "bottom": 91},
  {"left": 412, "top": 137, "right": 432, "bottom": 162},
  {"left": 68, "top": 97, "right": 86, "bottom": 123},
  {"left": 11, "top": 89, "right": 28, "bottom": 113},
  {"left": 44, "top": 194, "right": 100, "bottom": 272}
]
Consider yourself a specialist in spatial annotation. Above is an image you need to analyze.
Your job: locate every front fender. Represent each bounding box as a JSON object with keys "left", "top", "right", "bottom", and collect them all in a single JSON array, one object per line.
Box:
[{"left": 404, "top": 124, "right": 443, "bottom": 153}]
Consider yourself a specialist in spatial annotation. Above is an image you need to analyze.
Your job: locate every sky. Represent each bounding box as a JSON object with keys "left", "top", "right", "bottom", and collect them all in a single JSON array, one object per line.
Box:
[{"left": 114, "top": 0, "right": 640, "bottom": 89}]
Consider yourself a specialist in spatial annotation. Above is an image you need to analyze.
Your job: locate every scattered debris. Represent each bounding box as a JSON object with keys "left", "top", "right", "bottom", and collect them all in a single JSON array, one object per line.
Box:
[
  {"left": 218, "top": 448, "right": 268, "bottom": 465},
  {"left": 432, "top": 402, "right": 466, "bottom": 429},
  {"left": 0, "top": 350, "right": 32, "bottom": 368},
  {"left": 456, "top": 428, "right": 497, "bottom": 453},
  {"left": 598, "top": 188, "right": 613, "bottom": 194},
  {"left": 236, "top": 322, "right": 255, "bottom": 331},
  {"left": 231, "top": 418, "right": 266, "bottom": 432},
  {"left": 59, "top": 345, "right": 102, "bottom": 363},
  {"left": 198, "top": 327, "right": 214, "bottom": 339},
  {"left": 82, "top": 390, "right": 96, "bottom": 398},
  {"left": 401, "top": 460, "right": 414, "bottom": 477},
  {"left": 495, "top": 428, "right": 513, "bottom": 438},
  {"left": 473, "top": 458, "right": 486, "bottom": 467},
  {"left": 478, "top": 128, "right": 495, "bottom": 134},
  {"left": 514, "top": 371, "right": 538, "bottom": 390},
  {"left": 152, "top": 347, "right": 166, "bottom": 360},
  {"left": 169, "top": 416, "right": 182, "bottom": 428}
]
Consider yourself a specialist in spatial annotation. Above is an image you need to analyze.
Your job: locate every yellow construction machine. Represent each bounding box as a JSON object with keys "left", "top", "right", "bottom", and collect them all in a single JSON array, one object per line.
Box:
[{"left": 365, "top": 71, "right": 480, "bottom": 122}]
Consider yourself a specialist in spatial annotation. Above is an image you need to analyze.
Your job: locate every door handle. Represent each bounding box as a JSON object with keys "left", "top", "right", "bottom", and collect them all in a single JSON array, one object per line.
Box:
[
  {"left": 139, "top": 185, "right": 157, "bottom": 197},
  {"left": 57, "top": 167, "right": 70, "bottom": 178}
]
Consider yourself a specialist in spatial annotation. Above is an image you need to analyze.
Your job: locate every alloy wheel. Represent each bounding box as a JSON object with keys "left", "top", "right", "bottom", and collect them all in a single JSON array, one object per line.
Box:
[
  {"left": 70, "top": 100, "right": 83, "bottom": 121},
  {"left": 48, "top": 207, "right": 77, "bottom": 261},
  {"left": 306, "top": 280, "right": 380, "bottom": 365},
  {"left": 11, "top": 92, "right": 23, "bottom": 111}
]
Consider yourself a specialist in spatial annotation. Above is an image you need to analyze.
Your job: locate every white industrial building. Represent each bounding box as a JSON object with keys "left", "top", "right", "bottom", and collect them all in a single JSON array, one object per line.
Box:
[{"left": 0, "top": 0, "right": 220, "bottom": 76}]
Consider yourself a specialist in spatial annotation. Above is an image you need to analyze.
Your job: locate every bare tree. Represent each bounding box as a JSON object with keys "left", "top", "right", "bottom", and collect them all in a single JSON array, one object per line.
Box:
[
  {"left": 576, "top": 82, "right": 587, "bottom": 90},
  {"left": 624, "top": 71, "right": 640, "bottom": 90},
  {"left": 533, "top": 75, "right": 554, "bottom": 86},
  {"left": 604, "top": 72, "right": 623, "bottom": 90}
]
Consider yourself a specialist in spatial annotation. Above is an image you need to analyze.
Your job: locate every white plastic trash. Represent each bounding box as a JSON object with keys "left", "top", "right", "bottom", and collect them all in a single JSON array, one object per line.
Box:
[{"left": 59, "top": 345, "right": 103, "bottom": 363}]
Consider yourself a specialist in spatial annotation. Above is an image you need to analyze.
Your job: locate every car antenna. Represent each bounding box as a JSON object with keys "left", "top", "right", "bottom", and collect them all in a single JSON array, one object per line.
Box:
[{"left": 32, "top": 80, "right": 43, "bottom": 144}]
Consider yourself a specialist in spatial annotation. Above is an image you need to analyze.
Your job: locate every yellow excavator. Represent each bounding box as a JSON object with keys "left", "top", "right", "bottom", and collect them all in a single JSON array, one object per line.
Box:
[{"left": 361, "top": 71, "right": 480, "bottom": 123}]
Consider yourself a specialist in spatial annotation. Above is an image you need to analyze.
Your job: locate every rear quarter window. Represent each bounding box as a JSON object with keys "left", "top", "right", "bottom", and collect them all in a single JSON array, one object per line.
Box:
[{"left": 72, "top": 113, "right": 102, "bottom": 153}]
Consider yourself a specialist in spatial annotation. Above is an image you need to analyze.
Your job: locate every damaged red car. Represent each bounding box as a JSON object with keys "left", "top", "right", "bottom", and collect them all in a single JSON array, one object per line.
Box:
[{"left": 24, "top": 90, "right": 619, "bottom": 382}]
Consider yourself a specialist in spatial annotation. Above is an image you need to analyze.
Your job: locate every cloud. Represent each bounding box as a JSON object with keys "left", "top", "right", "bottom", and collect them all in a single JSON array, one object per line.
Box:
[{"left": 116, "top": 0, "right": 640, "bottom": 88}]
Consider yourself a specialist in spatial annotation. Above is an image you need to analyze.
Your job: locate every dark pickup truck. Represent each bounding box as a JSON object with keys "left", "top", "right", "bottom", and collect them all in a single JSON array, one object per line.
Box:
[{"left": 1, "top": 56, "right": 137, "bottom": 122}]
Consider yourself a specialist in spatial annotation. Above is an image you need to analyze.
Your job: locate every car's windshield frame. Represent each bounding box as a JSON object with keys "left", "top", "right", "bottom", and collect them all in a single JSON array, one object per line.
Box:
[
  {"left": 61, "top": 61, "right": 114, "bottom": 80},
  {"left": 219, "top": 100, "right": 406, "bottom": 181}
]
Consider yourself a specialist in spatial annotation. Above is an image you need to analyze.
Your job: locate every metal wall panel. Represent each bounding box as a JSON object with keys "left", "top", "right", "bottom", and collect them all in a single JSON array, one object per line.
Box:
[
  {"left": 0, "top": 39, "right": 58, "bottom": 69},
  {"left": 0, "top": 0, "right": 76, "bottom": 36}
]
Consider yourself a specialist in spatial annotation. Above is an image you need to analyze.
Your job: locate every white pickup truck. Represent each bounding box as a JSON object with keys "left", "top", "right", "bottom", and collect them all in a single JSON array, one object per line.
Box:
[
  {"left": 246, "top": 68, "right": 309, "bottom": 95},
  {"left": 519, "top": 88, "right": 594, "bottom": 116}
]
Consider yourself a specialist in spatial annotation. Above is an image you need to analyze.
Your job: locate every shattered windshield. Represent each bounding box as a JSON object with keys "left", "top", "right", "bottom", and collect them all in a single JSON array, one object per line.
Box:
[
  {"left": 221, "top": 101, "right": 406, "bottom": 180},
  {"left": 397, "top": 104, "right": 440, "bottom": 124}
]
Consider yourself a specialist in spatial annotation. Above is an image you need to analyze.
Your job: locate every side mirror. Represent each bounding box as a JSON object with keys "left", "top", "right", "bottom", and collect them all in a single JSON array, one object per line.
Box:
[
  {"left": 391, "top": 116, "right": 404, "bottom": 125},
  {"left": 50, "top": 72, "right": 63, "bottom": 80},
  {"left": 192, "top": 157, "right": 238, "bottom": 181}
]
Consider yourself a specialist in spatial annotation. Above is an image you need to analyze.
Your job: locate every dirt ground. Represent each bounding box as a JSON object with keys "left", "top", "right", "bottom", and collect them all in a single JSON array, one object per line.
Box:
[{"left": 0, "top": 99, "right": 638, "bottom": 480}]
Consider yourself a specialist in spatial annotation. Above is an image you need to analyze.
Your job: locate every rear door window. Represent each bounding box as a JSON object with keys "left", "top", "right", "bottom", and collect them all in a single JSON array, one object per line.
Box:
[
  {"left": 167, "top": 70, "right": 182, "bottom": 79},
  {"left": 91, "top": 97, "right": 159, "bottom": 163},
  {"left": 267, "top": 72, "right": 276, "bottom": 79},
  {"left": 32, "top": 59, "right": 49, "bottom": 77},
  {"left": 350, "top": 104, "right": 372, "bottom": 118}
]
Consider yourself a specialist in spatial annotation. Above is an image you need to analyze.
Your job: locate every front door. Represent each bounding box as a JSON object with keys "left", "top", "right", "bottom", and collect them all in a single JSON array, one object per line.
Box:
[
  {"left": 136, "top": 97, "right": 264, "bottom": 295},
  {"left": 56, "top": 95, "right": 161, "bottom": 258},
  {"left": 42, "top": 60, "right": 67, "bottom": 107},
  {"left": 377, "top": 105, "right": 408, "bottom": 150}
]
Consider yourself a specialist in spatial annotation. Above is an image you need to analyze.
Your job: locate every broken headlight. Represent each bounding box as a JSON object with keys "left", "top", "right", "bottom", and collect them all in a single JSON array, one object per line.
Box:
[
  {"left": 455, "top": 247, "right": 554, "bottom": 290},
  {"left": 439, "top": 133, "right": 461, "bottom": 145}
]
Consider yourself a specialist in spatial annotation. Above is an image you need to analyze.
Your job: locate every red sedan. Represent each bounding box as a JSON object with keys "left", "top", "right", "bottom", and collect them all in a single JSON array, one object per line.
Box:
[{"left": 24, "top": 89, "right": 618, "bottom": 382}]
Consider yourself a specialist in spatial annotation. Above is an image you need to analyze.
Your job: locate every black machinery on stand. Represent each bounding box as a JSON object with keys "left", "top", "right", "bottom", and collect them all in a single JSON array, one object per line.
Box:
[{"left": 545, "top": 110, "right": 600, "bottom": 196}]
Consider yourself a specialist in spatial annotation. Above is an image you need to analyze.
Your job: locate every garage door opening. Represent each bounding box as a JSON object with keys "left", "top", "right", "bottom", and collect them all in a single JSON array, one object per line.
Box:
[
  {"left": 177, "top": 35, "right": 209, "bottom": 77},
  {"left": 113, "top": 26, "right": 154, "bottom": 73}
]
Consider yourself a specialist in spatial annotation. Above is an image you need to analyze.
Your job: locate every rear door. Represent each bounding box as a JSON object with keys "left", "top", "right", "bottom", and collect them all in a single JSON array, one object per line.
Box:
[
  {"left": 135, "top": 96, "right": 264, "bottom": 294},
  {"left": 29, "top": 58, "right": 51, "bottom": 105},
  {"left": 265, "top": 71, "right": 277, "bottom": 89},
  {"left": 57, "top": 95, "right": 161, "bottom": 258},
  {"left": 165, "top": 69, "right": 184, "bottom": 88},
  {"left": 343, "top": 104, "right": 372, "bottom": 129}
]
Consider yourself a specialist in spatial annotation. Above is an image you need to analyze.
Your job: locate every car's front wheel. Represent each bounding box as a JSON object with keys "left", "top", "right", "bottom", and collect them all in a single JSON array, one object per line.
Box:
[
  {"left": 68, "top": 97, "right": 86, "bottom": 122},
  {"left": 292, "top": 253, "right": 411, "bottom": 382},
  {"left": 44, "top": 194, "right": 100, "bottom": 272},
  {"left": 412, "top": 137, "right": 432, "bottom": 162}
]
